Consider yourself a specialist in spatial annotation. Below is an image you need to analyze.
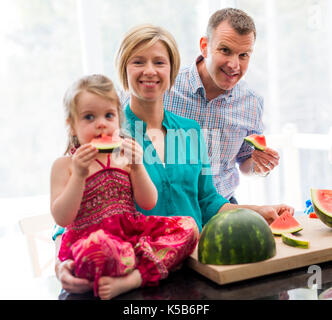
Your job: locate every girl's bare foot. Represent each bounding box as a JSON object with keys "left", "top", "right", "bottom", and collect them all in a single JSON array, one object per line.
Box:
[{"left": 98, "top": 269, "right": 142, "bottom": 300}]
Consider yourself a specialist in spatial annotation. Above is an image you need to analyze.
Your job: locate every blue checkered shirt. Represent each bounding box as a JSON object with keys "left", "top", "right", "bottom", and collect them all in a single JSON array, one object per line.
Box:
[{"left": 163, "top": 56, "right": 264, "bottom": 200}]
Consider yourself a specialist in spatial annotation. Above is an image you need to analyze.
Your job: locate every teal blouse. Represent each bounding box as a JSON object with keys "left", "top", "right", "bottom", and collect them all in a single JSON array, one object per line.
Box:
[
  {"left": 52, "top": 105, "right": 228, "bottom": 239},
  {"left": 122, "top": 105, "right": 228, "bottom": 232}
]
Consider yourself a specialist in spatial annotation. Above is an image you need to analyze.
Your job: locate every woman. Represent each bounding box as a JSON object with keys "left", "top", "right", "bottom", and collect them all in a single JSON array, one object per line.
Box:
[{"left": 55, "top": 24, "right": 293, "bottom": 294}]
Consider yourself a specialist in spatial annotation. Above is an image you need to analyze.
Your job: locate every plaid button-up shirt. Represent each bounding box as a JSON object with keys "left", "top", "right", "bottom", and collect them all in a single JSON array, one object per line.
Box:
[{"left": 163, "top": 56, "right": 264, "bottom": 200}]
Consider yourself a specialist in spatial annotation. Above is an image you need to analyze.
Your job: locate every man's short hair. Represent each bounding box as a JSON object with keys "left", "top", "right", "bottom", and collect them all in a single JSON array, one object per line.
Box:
[{"left": 207, "top": 8, "right": 256, "bottom": 40}]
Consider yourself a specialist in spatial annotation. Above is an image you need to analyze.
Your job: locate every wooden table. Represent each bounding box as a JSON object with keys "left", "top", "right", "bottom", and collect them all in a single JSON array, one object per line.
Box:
[{"left": 187, "top": 215, "right": 332, "bottom": 285}]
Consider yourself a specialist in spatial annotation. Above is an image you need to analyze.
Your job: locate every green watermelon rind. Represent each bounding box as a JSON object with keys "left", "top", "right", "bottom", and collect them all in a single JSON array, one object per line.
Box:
[
  {"left": 92, "top": 141, "right": 122, "bottom": 153},
  {"left": 270, "top": 225, "right": 303, "bottom": 236},
  {"left": 244, "top": 136, "right": 266, "bottom": 151},
  {"left": 281, "top": 233, "right": 309, "bottom": 249},
  {"left": 311, "top": 189, "right": 332, "bottom": 228},
  {"left": 198, "top": 209, "right": 276, "bottom": 265}
]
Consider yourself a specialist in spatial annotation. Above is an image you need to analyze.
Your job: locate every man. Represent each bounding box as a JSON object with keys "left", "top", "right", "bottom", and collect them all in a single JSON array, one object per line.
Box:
[{"left": 164, "top": 8, "right": 279, "bottom": 203}]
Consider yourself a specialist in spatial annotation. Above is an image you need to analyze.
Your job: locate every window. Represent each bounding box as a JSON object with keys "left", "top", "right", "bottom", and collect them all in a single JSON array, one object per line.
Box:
[
  {"left": 235, "top": 0, "right": 332, "bottom": 208},
  {"left": 1, "top": 0, "right": 332, "bottom": 223},
  {"left": 0, "top": 0, "right": 81, "bottom": 200}
]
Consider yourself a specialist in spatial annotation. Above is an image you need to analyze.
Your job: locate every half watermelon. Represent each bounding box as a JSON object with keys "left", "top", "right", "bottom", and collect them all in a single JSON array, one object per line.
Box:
[
  {"left": 198, "top": 208, "right": 276, "bottom": 265},
  {"left": 269, "top": 211, "right": 303, "bottom": 235},
  {"left": 90, "top": 134, "right": 122, "bottom": 153},
  {"left": 244, "top": 134, "right": 266, "bottom": 151},
  {"left": 311, "top": 189, "right": 332, "bottom": 228}
]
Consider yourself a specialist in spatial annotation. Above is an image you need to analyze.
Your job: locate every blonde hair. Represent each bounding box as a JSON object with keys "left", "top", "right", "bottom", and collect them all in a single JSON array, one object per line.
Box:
[
  {"left": 63, "top": 74, "right": 123, "bottom": 155},
  {"left": 115, "top": 24, "right": 180, "bottom": 91}
]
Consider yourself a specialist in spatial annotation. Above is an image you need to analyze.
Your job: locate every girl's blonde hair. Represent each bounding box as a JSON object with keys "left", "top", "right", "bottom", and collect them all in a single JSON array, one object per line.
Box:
[
  {"left": 115, "top": 24, "right": 181, "bottom": 91},
  {"left": 63, "top": 74, "right": 123, "bottom": 155}
]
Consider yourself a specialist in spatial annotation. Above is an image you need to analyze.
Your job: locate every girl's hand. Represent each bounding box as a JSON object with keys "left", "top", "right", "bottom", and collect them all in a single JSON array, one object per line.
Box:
[
  {"left": 71, "top": 144, "right": 98, "bottom": 178},
  {"left": 121, "top": 138, "right": 144, "bottom": 169}
]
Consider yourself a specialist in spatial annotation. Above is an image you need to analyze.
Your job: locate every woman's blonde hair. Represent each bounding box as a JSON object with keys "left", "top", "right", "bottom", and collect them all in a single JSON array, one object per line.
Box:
[
  {"left": 115, "top": 24, "right": 181, "bottom": 91},
  {"left": 63, "top": 74, "right": 123, "bottom": 155}
]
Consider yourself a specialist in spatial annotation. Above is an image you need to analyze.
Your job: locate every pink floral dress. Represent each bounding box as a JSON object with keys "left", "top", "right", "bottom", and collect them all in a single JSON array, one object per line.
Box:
[{"left": 58, "top": 154, "right": 198, "bottom": 296}]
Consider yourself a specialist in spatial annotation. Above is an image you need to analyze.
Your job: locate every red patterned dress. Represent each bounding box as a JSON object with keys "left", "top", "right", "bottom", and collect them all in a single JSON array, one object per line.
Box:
[{"left": 58, "top": 154, "right": 198, "bottom": 296}]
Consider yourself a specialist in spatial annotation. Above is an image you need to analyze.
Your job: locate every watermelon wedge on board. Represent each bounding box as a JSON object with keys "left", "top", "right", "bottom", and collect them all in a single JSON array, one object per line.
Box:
[
  {"left": 90, "top": 134, "right": 122, "bottom": 153},
  {"left": 269, "top": 211, "right": 303, "bottom": 235},
  {"left": 244, "top": 134, "right": 266, "bottom": 151},
  {"left": 311, "top": 189, "right": 332, "bottom": 228}
]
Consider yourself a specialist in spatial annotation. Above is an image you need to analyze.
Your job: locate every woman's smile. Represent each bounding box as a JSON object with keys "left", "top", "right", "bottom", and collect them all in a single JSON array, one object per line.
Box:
[
  {"left": 139, "top": 80, "right": 160, "bottom": 88},
  {"left": 126, "top": 40, "right": 171, "bottom": 102}
]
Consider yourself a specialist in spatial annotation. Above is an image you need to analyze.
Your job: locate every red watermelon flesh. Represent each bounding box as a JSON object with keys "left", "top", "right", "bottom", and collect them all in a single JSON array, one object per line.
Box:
[
  {"left": 91, "top": 133, "right": 122, "bottom": 153},
  {"left": 312, "top": 189, "right": 332, "bottom": 212},
  {"left": 311, "top": 189, "right": 332, "bottom": 228},
  {"left": 309, "top": 212, "right": 318, "bottom": 218},
  {"left": 269, "top": 211, "right": 303, "bottom": 235},
  {"left": 244, "top": 134, "right": 266, "bottom": 151}
]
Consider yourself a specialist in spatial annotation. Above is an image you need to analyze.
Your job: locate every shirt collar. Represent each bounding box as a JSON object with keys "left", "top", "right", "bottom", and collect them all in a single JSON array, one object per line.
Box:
[
  {"left": 189, "top": 55, "right": 234, "bottom": 100},
  {"left": 188, "top": 55, "right": 205, "bottom": 95},
  {"left": 124, "top": 104, "right": 172, "bottom": 136}
]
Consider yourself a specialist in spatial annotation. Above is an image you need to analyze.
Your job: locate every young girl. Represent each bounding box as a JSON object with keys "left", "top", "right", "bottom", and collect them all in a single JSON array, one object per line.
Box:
[{"left": 50, "top": 74, "right": 199, "bottom": 299}]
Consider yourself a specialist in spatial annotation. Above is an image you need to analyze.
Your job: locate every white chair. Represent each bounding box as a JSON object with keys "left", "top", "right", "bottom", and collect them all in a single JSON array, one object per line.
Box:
[{"left": 19, "top": 213, "right": 55, "bottom": 278}]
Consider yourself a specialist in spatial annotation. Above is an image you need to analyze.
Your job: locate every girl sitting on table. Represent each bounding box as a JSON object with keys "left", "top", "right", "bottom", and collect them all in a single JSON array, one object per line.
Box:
[
  {"left": 54, "top": 24, "right": 294, "bottom": 296},
  {"left": 51, "top": 74, "right": 199, "bottom": 299}
]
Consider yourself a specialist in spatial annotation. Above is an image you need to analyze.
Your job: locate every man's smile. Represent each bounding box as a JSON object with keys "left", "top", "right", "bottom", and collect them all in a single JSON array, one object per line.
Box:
[{"left": 220, "top": 68, "right": 239, "bottom": 79}]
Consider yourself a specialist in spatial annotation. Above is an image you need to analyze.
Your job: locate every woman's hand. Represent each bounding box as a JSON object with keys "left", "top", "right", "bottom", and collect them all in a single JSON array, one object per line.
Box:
[
  {"left": 220, "top": 203, "right": 294, "bottom": 225},
  {"left": 71, "top": 144, "right": 98, "bottom": 178},
  {"left": 256, "top": 204, "right": 294, "bottom": 225},
  {"left": 55, "top": 259, "right": 93, "bottom": 294}
]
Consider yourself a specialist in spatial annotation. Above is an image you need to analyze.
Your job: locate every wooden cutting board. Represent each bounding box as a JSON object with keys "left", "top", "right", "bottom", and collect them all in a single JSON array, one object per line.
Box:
[{"left": 187, "top": 215, "right": 332, "bottom": 285}]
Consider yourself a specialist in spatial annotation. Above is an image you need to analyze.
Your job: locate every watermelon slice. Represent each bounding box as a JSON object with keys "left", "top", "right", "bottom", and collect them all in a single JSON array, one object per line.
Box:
[
  {"left": 90, "top": 134, "right": 122, "bottom": 153},
  {"left": 311, "top": 189, "right": 332, "bottom": 228},
  {"left": 281, "top": 233, "right": 309, "bottom": 249},
  {"left": 269, "top": 211, "right": 303, "bottom": 235},
  {"left": 244, "top": 134, "right": 266, "bottom": 151}
]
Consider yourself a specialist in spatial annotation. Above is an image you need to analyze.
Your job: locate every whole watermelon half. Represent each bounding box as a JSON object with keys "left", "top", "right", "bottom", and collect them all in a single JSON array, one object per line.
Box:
[
  {"left": 311, "top": 189, "right": 332, "bottom": 228},
  {"left": 198, "top": 208, "right": 276, "bottom": 265}
]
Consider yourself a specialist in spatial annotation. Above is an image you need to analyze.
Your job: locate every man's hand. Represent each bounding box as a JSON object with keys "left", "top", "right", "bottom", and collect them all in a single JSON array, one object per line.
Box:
[{"left": 251, "top": 147, "right": 280, "bottom": 176}]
